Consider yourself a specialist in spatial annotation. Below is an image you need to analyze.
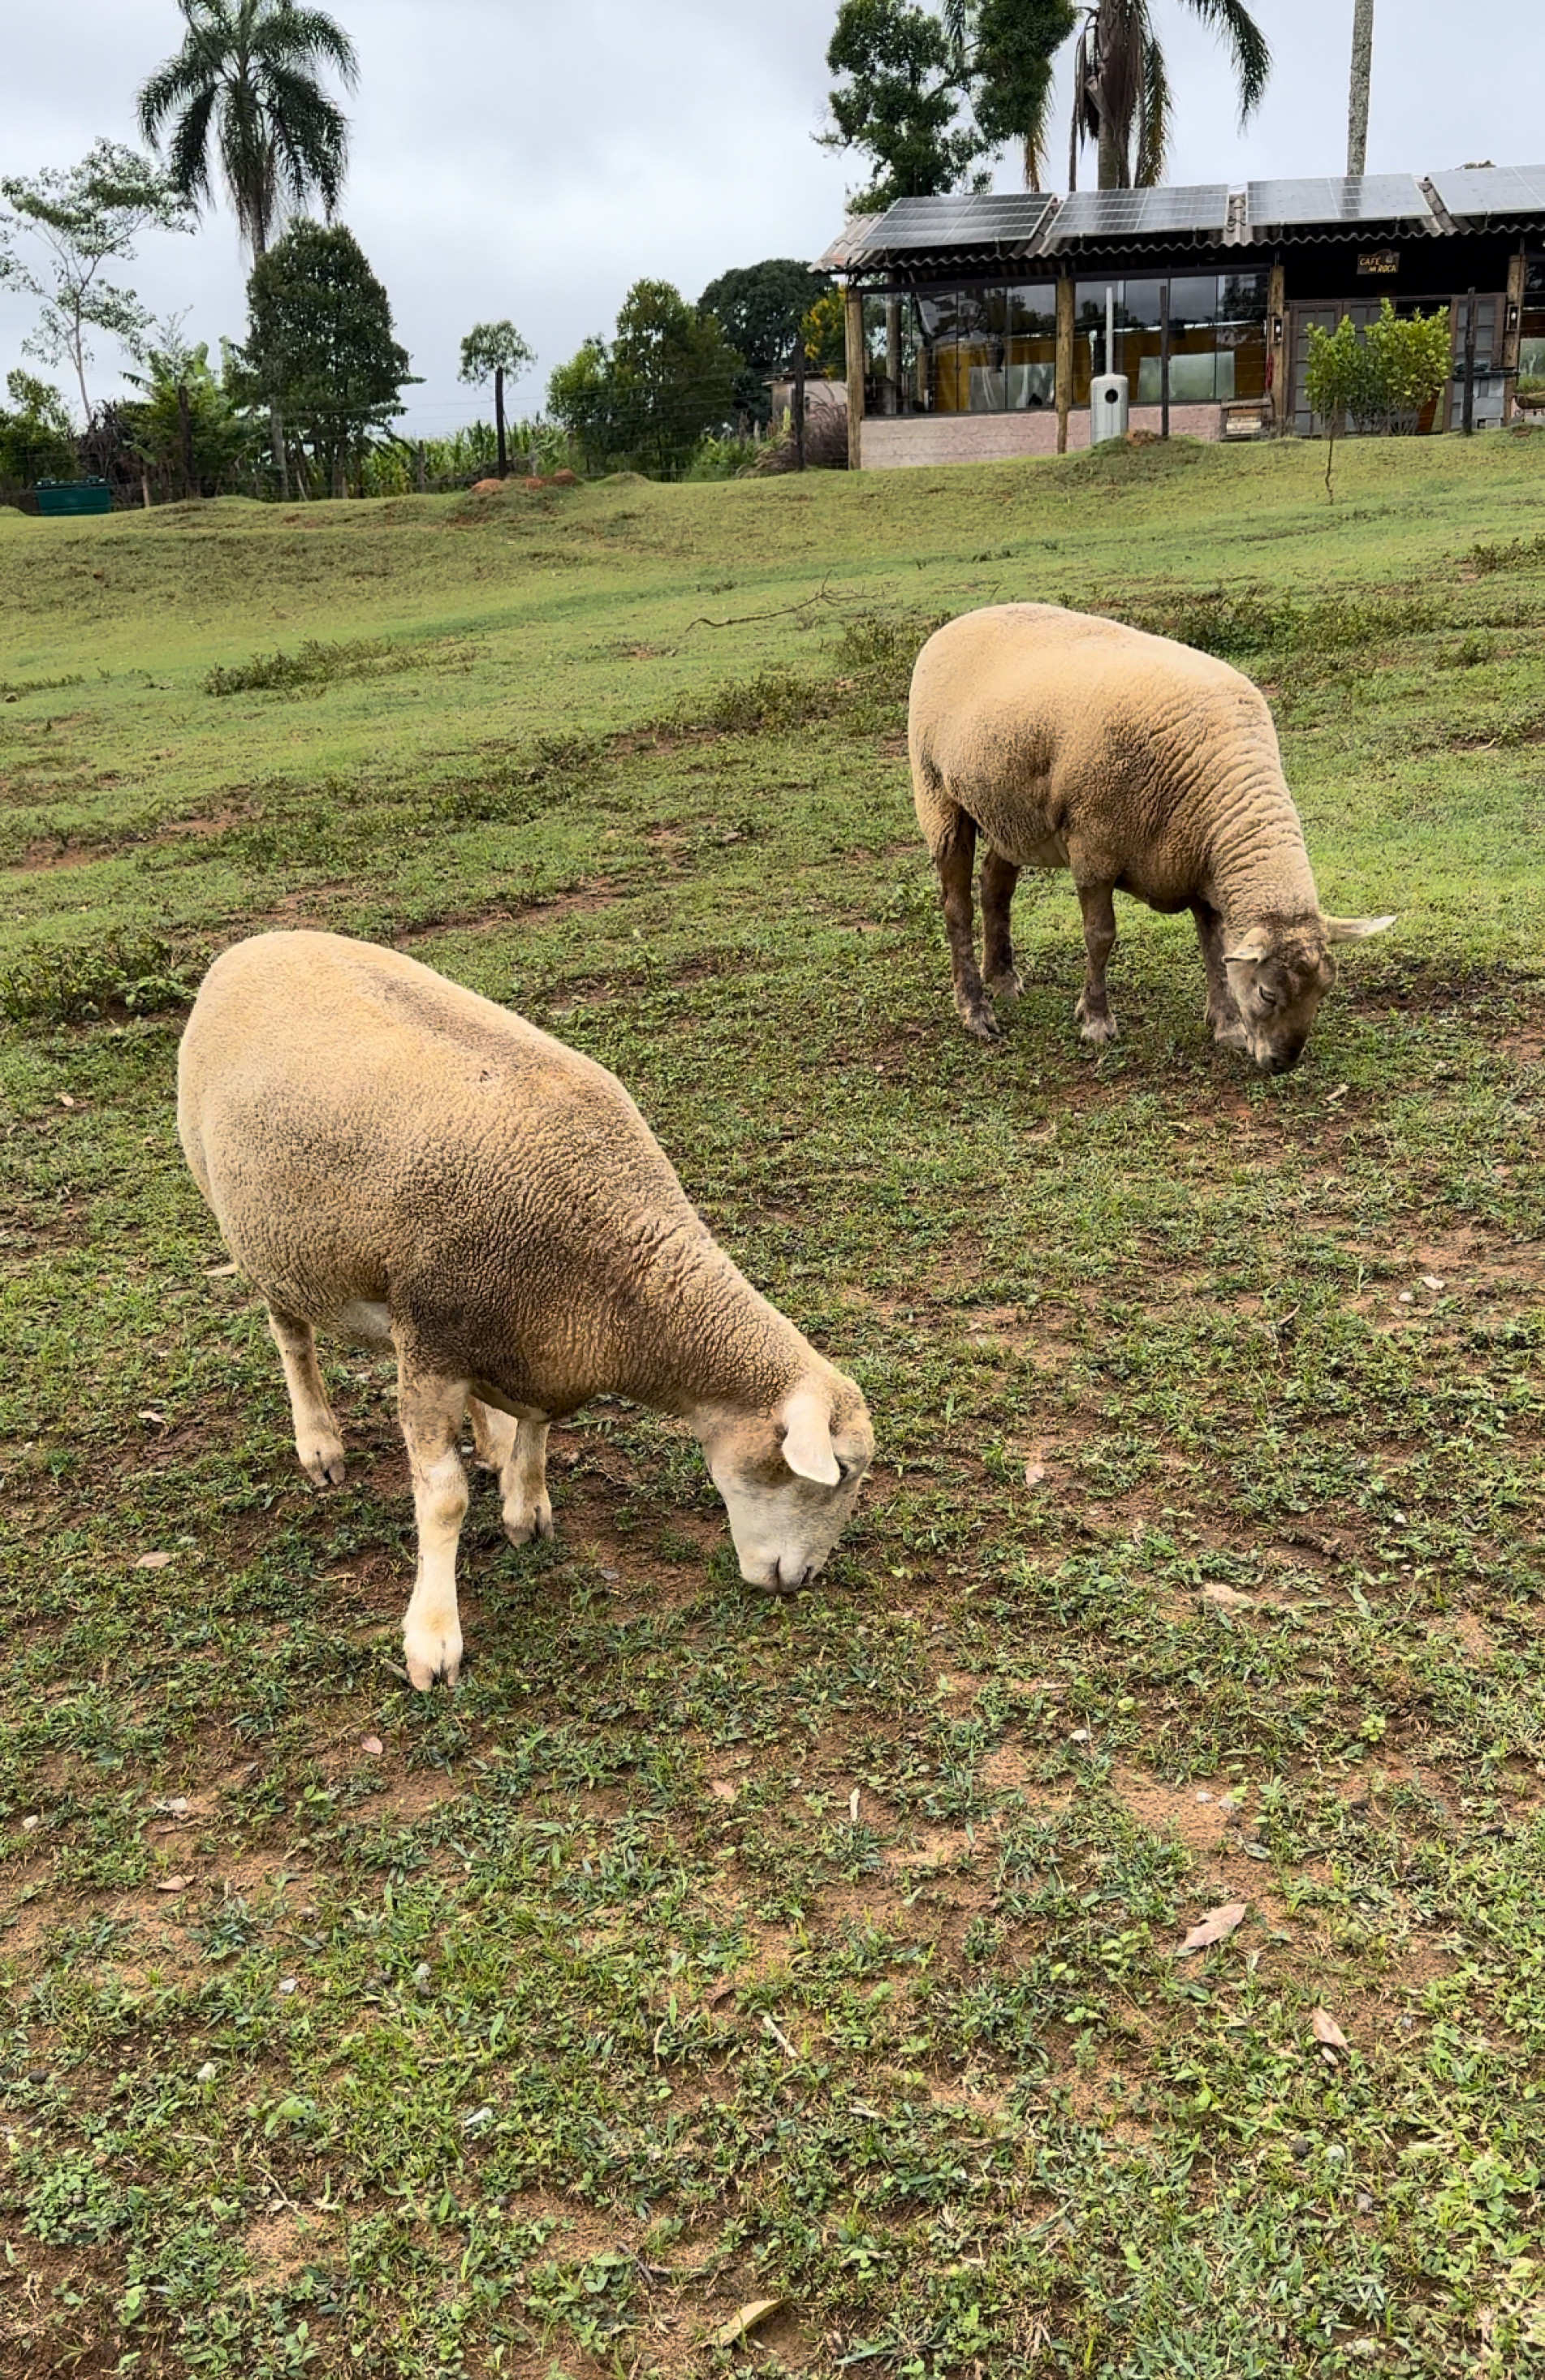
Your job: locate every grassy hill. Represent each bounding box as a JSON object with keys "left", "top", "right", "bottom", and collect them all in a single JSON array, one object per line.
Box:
[{"left": 0, "top": 434, "right": 1542, "bottom": 2378}]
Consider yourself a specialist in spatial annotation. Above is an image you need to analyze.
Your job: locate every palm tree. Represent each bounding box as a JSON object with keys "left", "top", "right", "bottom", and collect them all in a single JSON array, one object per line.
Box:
[
  {"left": 136, "top": 1, "right": 358, "bottom": 261},
  {"left": 1069, "top": 0, "right": 1269, "bottom": 189}
]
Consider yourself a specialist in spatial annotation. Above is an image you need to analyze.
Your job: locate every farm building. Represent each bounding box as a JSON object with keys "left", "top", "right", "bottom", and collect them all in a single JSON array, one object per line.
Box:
[{"left": 818, "top": 163, "right": 1545, "bottom": 468}]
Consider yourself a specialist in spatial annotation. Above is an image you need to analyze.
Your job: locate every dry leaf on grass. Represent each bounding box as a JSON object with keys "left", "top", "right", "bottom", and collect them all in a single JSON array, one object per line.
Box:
[
  {"left": 711, "top": 2299, "right": 783, "bottom": 2349},
  {"left": 135, "top": 1551, "right": 173, "bottom": 1570},
  {"left": 205, "top": 1261, "right": 240, "bottom": 1278},
  {"left": 1025, "top": 1460, "right": 1047, "bottom": 1487},
  {"left": 1311, "top": 2007, "right": 1349, "bottom": 2054},
  {"left": 156, "top": 1876, "right": 189, "bottom": 1894},
  {"left": 360, "top": 1735, "right": 384, "bottom": 1757},
  {"left": 709, "top": 1780, "right": 737, "bottom": 1804},
  {"left": 1420, "top": 1274, "right": 1445, "bottom": 1291},
  {"left": 1202, "top": 1582, "right": 1253, "bottom": 1610},
  {"left": 1174, "top": 1901, "right": 1248, "bottom": 1955}
]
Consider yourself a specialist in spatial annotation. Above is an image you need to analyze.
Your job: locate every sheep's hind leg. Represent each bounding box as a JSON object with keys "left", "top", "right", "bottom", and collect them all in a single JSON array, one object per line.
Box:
[
  {"left": 267, "top": 1306, "right": 346, "bottom": 1486},
  {"left": 469, "top": 1399, "right": 553, "bottom": 1545},
  {"left": 399, "top": 1357, "right": 472, "bottom": 1690},
  {"left": 980, "top": 847, "right": 1023, "bottom": 999},
  {"left": 1073, "top": 882, "right": 1120, "bottom": 1046},
  {"left": 935, "top": 812, "right": 998, "bottom": 1041},
  {"left": 1192, "top": 901, "right": 1249, "bottom": 1052}
]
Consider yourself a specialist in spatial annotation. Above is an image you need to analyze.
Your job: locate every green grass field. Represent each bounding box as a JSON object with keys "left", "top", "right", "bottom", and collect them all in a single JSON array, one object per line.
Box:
[{"left": 1, "top": 432, "right": 1543, "bottom": 2379}]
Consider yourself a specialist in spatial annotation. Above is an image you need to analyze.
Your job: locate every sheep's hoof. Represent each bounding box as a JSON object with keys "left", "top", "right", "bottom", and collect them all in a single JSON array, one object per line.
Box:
[
  {"left": 958, "top": 1001, "right": 1001, "bottom": 1043},
  {"left": 503, "top": 1499, "right": 554, "bottom": 1547},
  {"left": 1075, "top": 1002, "right": 1118, "bottom": 1046},
  {"left": 984, "top": 966, "right": 1023, "bottom": 1000},
  {"left": 299, "top": 1434, "right": 346, "bottom": 1486},
  {"left": 404, "top": 1623, "right": 462, "bottom": 1692}
]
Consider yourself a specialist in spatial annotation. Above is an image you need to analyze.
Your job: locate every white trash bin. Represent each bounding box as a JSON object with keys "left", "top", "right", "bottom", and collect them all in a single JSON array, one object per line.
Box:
[{"left": 1090, "top": 373, "right": 1129, "bottom": 444}]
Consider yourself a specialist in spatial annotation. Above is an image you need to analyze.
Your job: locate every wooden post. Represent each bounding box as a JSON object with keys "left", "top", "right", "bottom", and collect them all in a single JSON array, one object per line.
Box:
[
  {"left": 844, "top": 284, "right": 864, "bottom": 471},
  {"left": 1267, "top": 262, "right": 1287, "bottom": 430},
  {"left": 1055, "top": 275, "right": 1074, "bottom": 455},
  {"left": 1503, "top": 248, "right": 1526, "bottom": 423},
  {"left": 1462, "top": 287, "right": 1478, "bottom": 434},
  {"left": 415, "top": 442, "right": 427, "bottom": 494},
  {"left": 793, "top": 339, "right": 806, "bottom": 470},
  {"left": 495, "top": 364, "right": 507, "bottom": 477},
  {"left": 1159, "top": 282, "right": 1171, "bottom": 439}
]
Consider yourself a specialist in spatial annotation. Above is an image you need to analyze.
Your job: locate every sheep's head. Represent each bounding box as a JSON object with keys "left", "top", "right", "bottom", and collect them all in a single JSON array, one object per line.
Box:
[
  {"left": 701, "top": 1376, "right": 874, "bottom": 1593},
  {"left": 1224, "top": 912, "right": 1395, "bottom": 1072}
]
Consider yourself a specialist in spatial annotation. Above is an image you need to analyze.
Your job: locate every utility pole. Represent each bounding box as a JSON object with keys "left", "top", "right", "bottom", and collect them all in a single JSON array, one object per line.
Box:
[{"left": 1346, "top": 0, "right": 1375, "bottom": 177}]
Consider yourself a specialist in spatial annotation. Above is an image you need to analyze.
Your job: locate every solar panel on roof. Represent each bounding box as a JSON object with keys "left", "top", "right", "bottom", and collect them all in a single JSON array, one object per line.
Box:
[
  {"left": 1428, "top": 164, "right": 1545, "bottom": 219},
  {"left": 865, "top": 192, "right": 1055, "bottom": 251},
  {"left": 1248, "top": 175, "right": 1431, "bottom": 226},
  {"left": 1050, "top": 184, "right": 1230, "bottom": 240}
]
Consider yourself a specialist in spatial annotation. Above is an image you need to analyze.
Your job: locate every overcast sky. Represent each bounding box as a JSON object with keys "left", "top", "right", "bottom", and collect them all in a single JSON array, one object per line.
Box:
[{"left": 3, "top": 0, "right": 1542, "bottom": 433}]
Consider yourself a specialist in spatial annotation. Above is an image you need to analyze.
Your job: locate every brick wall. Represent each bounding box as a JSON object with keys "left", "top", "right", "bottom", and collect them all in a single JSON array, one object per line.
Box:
[{"left": 858, "top": 403, "right": 1223, "bottom": 468}]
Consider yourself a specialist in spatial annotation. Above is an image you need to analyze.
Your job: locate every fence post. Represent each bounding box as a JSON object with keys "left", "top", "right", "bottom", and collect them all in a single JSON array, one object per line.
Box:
[
  {"left": 793, "top": 340, "right": 805, "bottom": 471},
  {"left": 415, "top": 442, "right": 427, "bottom": 494},
  {"left": 1055, "top": 275, "right": 1074, "bottom": 454},
  {"left": 1159, "top": 282, "right": 1171, "bottom": 439},
  {"left": 1462, "top": 288, "right": 1477, "bottom": 434}
]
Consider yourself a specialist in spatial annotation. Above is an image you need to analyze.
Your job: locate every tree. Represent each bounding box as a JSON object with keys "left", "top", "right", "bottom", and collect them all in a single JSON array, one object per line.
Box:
[
  {"left": 1302, "top": 301, "right": 1448, "bottom": 499},
  {"left": 0, "top": 144, "right": 193, "bottom": 419},
  {"left": 137, "top": 0, "right": 357, "bottom": 259},
  {"left": 1068, "top": 0, "right": 1269, "bottom": 190},
  {"left": 234, "top": 220, "right": 414, "bottom": 495},
  {"left": 943, "top": 0, "right": 1077, "bottom": 188},
  {"left": 822, "top": 0, "right": 987, "bottom": 210},
  {"left": 120, "top": 321, "right": 261, "bottom": 497},
  {"left": 458, "top": 321, "right": 535, "bottom": 478},
  {"left": 0, "top": 371, "right": 76, "bottom": 494},
  {"left": 547, "top": 282, "right": 740, "bottom": 479},
  {"left": 1347, "top": 0, "right": 1375, "bottom": 176},
  {"left": 139, "top": 0, "right": 358, "bottom": 494},
  {"left": 698, "top": 261, "right": 833, "bottom": 424}
]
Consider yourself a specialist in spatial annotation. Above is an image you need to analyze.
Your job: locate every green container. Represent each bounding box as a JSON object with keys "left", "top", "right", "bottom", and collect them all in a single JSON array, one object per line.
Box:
[{"left": 35, "top": 478, "right": 113, "bottom": 517}]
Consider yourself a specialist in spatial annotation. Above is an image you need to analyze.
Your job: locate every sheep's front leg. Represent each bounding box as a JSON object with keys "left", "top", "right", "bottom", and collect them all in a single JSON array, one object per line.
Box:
[
  {"left": 1073, "top": 882, "right": 1120, "bottom": 1046},
  {"left": 1192, "top": 900, "right": 1249, "bottom": 1051},
  {"left": 267, "top": 1306, "right": 346, "bottom": 1486},
  {"left": 980, "top": 847, "right": 1023, "bottom": 999},
  {"left": 935, "top": 812, "right": 997, "bottom": 1041},
  {"left": 469, "top": 1398, "right": 553, "bottom": 1546},
  {"left": 399, "top": 1360, "right": 472, "bottom": 1690}
]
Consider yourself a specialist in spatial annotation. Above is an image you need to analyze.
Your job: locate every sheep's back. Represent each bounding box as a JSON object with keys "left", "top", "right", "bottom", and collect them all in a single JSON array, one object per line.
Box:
[
  {"left": 909, "top": 603, "right": 1280, "bottom": 879},
  {"left": 177, "top": 931, "right": 697, "bottom": 1327}
]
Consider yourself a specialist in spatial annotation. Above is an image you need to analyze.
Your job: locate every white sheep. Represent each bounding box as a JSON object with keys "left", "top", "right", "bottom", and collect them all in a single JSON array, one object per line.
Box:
[
  {"left": 909, "top": 603, "right": 1393, "bottom": 1071},
  {"left": 177, "top": 931, "right": 874, "bottom": 1688}
]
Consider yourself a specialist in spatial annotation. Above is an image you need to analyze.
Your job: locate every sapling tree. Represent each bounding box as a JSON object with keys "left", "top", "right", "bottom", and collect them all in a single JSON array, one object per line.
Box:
[
  {"left": 0, "top": 143, "right": 192, "bottom": 419},
  {"left": 458, "top": 321, "right": 534, "bottom": 476}
]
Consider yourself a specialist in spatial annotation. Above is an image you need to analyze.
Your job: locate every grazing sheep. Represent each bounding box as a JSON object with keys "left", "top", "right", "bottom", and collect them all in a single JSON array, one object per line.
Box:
[
  {"left": 177, "top": 931, "right": 874, "bottom": 1688},
  {"left": 909, "top": 603, "right": 1394, "bottom": 1071}
]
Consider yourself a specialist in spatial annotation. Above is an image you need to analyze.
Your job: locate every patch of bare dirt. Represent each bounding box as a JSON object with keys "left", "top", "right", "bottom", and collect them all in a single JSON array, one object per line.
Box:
[
  {"left": 1114, "top": 1766, "right": 1236, "bottom": 1856},
  {"left": 394, "top": 882, "right": 620, "bottom": 945}
]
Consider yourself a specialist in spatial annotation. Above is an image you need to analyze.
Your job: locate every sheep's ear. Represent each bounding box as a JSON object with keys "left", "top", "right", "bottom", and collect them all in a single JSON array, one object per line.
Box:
[
  {"left": 781, "top": 1387, "right": 841, "bottom": 1485},
  {"left": 1223, "top": 926, "right": 1271, "bottom": 965},
  {"left": 1322, "top": 912, "right": 1396, "bottom": 942}
]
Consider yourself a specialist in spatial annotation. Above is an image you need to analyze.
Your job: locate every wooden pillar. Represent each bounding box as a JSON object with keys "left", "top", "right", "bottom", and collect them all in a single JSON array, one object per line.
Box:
[
  {"left": 1267, "top": 262, "right": 1287, "bottom": 430},
  {"left": 844, "top": 284, "right": 865, "bottom": 471},
  {"left": 1055, "top": 275, "right": 1074, "bottom": 455},
  {"left": 1503, "top": 248, "right": 1526, "bottom": 422}
]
